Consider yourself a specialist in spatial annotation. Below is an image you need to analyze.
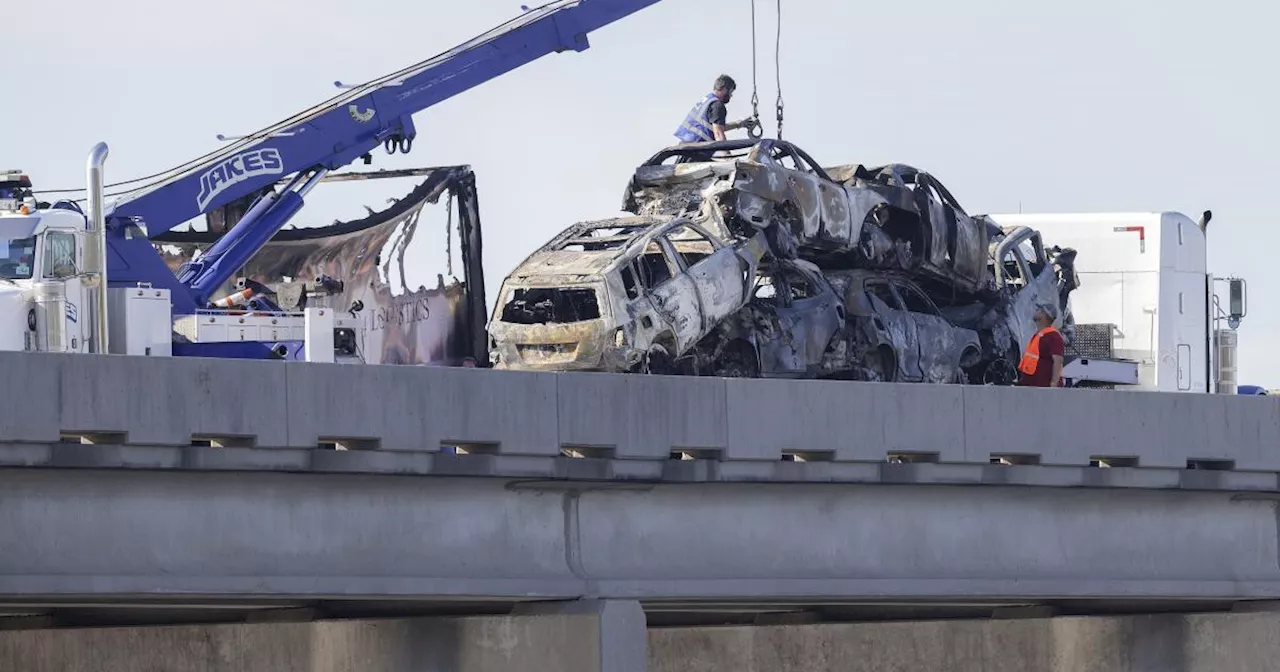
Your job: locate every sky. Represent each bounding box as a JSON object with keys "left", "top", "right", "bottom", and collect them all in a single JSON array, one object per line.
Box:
[{"left": 9, "top": 0, "right": 1280, "bottom": 383}]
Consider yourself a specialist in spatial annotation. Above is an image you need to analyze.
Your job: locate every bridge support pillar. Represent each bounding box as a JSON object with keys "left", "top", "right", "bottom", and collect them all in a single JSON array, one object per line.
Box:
[{"left": 510, "top": 599, "right": 648, "bottom": 672}]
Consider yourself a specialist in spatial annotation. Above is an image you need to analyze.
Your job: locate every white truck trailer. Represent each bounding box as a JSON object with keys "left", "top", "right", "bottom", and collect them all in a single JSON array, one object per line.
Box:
[{"left": 987, "top": 210, "right": 1246, "bottom": 393}]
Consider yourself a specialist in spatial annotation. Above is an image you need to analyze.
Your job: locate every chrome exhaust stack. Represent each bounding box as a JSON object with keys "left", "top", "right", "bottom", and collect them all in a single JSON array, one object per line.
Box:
[{"left": 86, "top": 142, "right": 110, "bottom": 354}]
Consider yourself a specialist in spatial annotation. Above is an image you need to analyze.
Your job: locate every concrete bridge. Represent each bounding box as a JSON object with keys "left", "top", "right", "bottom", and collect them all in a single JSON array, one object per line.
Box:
[{"left": 3, "top": 350, "right": 1280, "bottom": 669}]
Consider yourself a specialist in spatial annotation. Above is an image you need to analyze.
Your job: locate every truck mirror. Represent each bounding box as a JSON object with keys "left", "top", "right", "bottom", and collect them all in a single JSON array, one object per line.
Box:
[{"left": 1229, "top": 278, "right": 1247, "bottom": 320}]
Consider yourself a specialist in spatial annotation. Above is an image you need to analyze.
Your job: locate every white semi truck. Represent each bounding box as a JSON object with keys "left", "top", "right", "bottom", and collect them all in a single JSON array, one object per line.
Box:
[{"left": 987, "top": 210, "right": 1246, "bottom": 393}]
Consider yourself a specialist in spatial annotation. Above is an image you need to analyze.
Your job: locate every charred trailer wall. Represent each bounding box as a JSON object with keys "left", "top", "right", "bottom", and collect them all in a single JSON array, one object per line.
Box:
[
  {"left": 151, "top": 167, "right": 489, "bottom": 366},
  {"left": 453, "top": 170, "right": 489, "bottom": 366}
]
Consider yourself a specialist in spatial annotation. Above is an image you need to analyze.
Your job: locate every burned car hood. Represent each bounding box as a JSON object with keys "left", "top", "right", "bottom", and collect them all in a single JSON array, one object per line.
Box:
[{"left": 504, "top": 250, "right": 616, "bottom": 283}]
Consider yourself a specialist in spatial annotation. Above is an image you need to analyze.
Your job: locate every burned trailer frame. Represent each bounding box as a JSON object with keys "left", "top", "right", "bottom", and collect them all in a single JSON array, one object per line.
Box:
[{"left": 152, "top": 166, "right": 490, "bottom": 366}]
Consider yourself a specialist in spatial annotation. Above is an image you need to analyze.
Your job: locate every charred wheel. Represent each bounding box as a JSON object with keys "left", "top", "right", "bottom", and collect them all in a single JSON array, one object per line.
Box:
[
  {"left": 640, "top": 343, "right": 675, "bottom": 375},
  {"left": 957, "top": 347, "right": 983, "bottom": 384},
  {"left": 713, "top": 341, "right": 760, "bottom": 378},
  {"left": 868, "top": 346, "right": 898, "bottom": 383},
  {"left": 977, "top": 358, "right": 1018, "bottom": 386}
]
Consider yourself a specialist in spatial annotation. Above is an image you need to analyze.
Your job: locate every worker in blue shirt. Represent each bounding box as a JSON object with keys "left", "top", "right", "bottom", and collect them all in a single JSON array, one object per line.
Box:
[{"left": 673, "top": 75, "right": 757, "bottom": 145}]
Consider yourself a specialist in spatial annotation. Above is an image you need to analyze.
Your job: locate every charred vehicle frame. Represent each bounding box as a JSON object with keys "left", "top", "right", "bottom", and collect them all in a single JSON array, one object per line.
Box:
[
  {"left": 622, "top": 138, "right": 992, "bottom": 295},
  {"left": 487, "top": 215, "right": 769, "bottom": 373},
  {"left": 697, "top": 260, "right": 984, "bottom": 384}
]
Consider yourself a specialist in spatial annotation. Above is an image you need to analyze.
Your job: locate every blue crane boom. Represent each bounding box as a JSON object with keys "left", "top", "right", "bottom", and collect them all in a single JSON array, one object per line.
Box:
[{"left": 102, "top": 0, "right": 664, "bottom": 311}]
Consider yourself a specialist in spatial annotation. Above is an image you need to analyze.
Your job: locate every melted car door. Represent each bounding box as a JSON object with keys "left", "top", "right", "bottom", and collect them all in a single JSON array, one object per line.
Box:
[
  {"left": 619, "top": 259, "right": 666, "bottom": 351},
  {"left": 674, "top": 225, "right": 748, "bottom": 328},
  {"left": 865, "top": 279, "right": 923, "bottom": 381},
  {"left": 643, "top": 238, "right": 703, "bottom": 353},
  {"left": 750, "top": 272, "right": 806, "bottom": 374},
  {"left": 778, "top": 266, "right": 842, "bottom": 372},
  {"left": 892, "top": 280, "right": 955, "bottom": 383}
]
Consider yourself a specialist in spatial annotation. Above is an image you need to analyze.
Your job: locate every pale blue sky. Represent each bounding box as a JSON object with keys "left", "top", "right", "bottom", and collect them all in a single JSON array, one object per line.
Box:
[{"left": 10, "top": 0, "right": 1279, "bottom": 383}]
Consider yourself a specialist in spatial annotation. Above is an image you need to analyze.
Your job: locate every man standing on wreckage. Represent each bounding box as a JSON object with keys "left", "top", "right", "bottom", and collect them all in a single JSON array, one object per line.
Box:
[{"left": 673, "top": 74, "right": 760, "bottom": 156}]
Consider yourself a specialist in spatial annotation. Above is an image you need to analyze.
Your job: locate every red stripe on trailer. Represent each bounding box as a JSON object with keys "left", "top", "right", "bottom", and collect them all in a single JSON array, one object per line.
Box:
[{"left": 1112, "top": 225, "right": 1146, "bottom": 253}]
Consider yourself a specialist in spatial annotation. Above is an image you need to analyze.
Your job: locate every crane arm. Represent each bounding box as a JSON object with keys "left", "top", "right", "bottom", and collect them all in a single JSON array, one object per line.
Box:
[{"left": 109, "top": 0, "right": 663, "bottom": 233}]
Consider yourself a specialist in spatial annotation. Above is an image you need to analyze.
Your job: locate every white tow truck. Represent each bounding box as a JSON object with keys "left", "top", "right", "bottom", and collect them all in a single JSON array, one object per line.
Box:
[
  {"left": 988, "top": 210, "right": 1246, "bottom": 393},
  {"left": 0, "top": 148, "right": 351, "bottom": 362}
]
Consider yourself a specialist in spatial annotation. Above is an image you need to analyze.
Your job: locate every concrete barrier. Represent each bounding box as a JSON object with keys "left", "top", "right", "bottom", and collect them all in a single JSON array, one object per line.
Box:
[
  {"left": 3, "top": 350, "right": 1279, "bottom": 474},
  {"left": 558, "top": 373, "right": 726, "bottom": 459}
]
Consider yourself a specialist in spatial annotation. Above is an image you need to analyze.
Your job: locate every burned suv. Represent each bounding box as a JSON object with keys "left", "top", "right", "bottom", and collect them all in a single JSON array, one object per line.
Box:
[{"left": 488, "top": 215, "right": 768, "bottom": 373}]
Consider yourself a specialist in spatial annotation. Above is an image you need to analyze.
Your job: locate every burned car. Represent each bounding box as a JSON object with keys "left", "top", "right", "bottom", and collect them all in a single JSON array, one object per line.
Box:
[
  {"left": 487, "top": 215, "right": 768, "bottom": 373},
  {"left": 826, "top": 268, "right": 985, "bottom": 383},
  {"left": 622, "top": 138, "right": 991, "bottom": 295},
  {"left": 696, "top": 259, "right": 845, "bottom": 379},
  {"left": 699, "top": 260, "right": 983, "bottom": 383},
  {"left": 931, "top": 224, "right": 1079, "bottom": 384}
]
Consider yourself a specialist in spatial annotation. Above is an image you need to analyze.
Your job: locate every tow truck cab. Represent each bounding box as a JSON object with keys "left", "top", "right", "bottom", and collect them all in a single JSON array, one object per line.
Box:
[{"left": 0, "top": 172, "right": 95, "bottom": 353}]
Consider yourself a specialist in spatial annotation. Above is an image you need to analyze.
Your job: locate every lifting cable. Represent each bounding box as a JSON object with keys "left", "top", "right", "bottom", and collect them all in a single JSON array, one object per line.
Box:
[
  {"left": 747, "top": 0, "right": 784, "bottom": 139},
  {"left": 774, "top": 0, "right": 785, "bottom": 139},
  {"left": 747, "top": 0, "right": 762, "bottom": 138}
]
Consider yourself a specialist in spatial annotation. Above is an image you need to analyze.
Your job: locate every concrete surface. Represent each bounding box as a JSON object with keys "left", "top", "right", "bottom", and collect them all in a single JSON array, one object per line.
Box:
[
  {"left": 0, "top": 600, "right": 645, "bottom": 672},
  {"left": 2, "top": 468, "right": 1280, "bottom": 602},
  {"left": 5, "top": 610, "right": 1280, "bottom": 671},
  {"left": 3, "top": 350, "right": 1280, "bottom": 474},
  {"left": 648, "top": 611, "right": 1280, "bottom": 672}
]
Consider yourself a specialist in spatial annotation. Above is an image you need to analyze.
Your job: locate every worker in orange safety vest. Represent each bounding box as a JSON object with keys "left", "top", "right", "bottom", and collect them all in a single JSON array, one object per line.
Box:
[{"left": 1017, "top": 303, "right": 1064, "bottom": 387}]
